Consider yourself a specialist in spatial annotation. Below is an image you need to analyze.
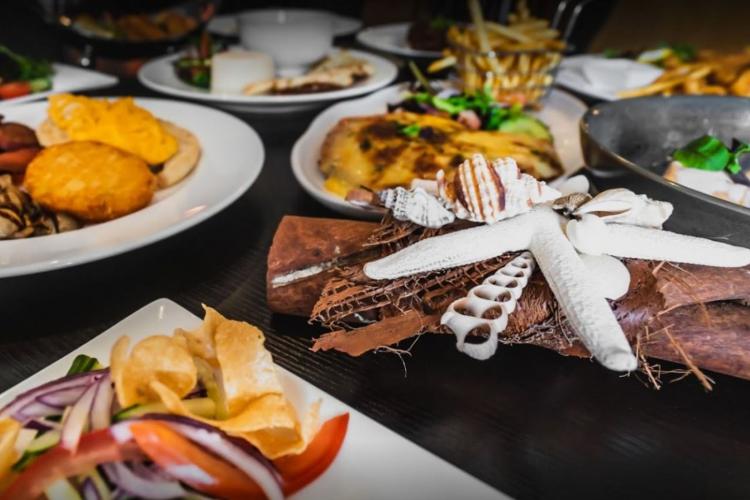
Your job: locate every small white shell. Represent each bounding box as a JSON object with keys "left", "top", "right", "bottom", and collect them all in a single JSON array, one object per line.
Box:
[
  {"left": 379, "top": 187, "right": 455, "bottom": 228},
  {"left": 437, "top": 154, "right": 560, "bottom": 224},
  {"left": 574, "top": 188, "right": 673, "bottom": 228},
  {"left": 441, "top": 251, "right": 535, "bottom": 360}
]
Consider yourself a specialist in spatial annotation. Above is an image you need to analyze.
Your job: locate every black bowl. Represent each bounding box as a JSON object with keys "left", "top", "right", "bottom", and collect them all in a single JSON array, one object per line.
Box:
[{"left": 580, "top": 95, "right": 750, "bottom": 246}]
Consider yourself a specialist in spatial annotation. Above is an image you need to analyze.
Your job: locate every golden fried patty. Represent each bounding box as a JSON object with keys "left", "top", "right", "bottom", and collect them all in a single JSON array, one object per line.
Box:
[{"left": 25, "top": 141, "right": 156, "bottom": 222}]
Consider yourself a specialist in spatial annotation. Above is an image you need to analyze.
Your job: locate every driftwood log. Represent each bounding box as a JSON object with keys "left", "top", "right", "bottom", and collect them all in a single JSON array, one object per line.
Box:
[{"left": 267, "top": 215, "right": 750, "bottom": 386}]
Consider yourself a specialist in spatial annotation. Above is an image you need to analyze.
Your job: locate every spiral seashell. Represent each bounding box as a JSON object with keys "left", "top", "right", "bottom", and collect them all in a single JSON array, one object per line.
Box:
[
  {"left": 441, "top": 251, "right": 535, "bottom": 360},
  {"left": 379, "top": 186, "right": 455, "bottom": 228},
  {"left": 437, "top": 154, "right": 560, "bottom": 224}
]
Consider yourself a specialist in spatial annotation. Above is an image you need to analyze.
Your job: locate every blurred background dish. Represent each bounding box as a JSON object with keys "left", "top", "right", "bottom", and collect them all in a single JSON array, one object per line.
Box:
[
  {"left": 139, "top": 47, "right": 397, "bottom": 113},
  {"left": 557, "top": 54, "right": 664, "bottom": 101},
  {"left": 357, "top": 23, "right": 444, "bottom": 59},
  {"left": 207, "top": 8, "right": 362, "bottom": 38}
]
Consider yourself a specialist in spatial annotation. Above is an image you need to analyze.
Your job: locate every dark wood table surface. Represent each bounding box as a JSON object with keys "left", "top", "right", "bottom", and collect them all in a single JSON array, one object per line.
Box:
[{"left": 3, "top": 14, "right": 750, "bottom": 500}]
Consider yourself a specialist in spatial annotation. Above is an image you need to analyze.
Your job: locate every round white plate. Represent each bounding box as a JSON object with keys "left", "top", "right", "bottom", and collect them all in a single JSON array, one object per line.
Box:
[
  {"left": 0, "top": 63, "right": 118, "bottom": 109},
  {"left": 0, "top": 98, "right": 264, "bottom": 278},
  {"left": 556, "top": 54, "right": 663, "bottom": 101},
  {"left": 208, "top": 9, "right": 362, "bottom": 38},
  {"left": 138, "top": 49, "right": 398, "bottom": 114},
  {"left": 292, "top": 84, "right": 587, "bottom": 218},
  {"left": 356, "top": 23, "right": 443, "bottom": 59}
]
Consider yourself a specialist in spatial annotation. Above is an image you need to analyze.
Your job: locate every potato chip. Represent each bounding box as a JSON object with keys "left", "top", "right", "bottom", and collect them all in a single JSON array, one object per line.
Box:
[
  {"left": 111, "top": 335, "right": 197, "bottom": 408},
  {"left": 0, "top": 418, "right": 20, "bottom": 482},
  {"left": 137, "top": 305, "right": 321, "bottom": 459}
]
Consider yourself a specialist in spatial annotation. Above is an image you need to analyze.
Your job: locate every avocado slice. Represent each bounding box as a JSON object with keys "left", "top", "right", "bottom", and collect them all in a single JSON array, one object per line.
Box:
[{"left": 498, "top": 115, "right": 552, "bottom": 142}]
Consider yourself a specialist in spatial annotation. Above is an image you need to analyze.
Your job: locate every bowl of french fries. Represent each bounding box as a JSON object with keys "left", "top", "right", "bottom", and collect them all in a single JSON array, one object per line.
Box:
[{"left": 428, "top": 0, "right": 566, "bottom": 106}]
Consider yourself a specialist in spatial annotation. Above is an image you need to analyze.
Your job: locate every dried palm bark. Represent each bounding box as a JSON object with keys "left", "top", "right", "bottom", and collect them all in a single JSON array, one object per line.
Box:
[{"left": 267, "top": 215, "right": 750, "bottom": 385}]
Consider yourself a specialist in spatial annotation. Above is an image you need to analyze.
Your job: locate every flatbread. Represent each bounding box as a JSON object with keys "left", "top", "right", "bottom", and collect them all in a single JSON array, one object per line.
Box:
[{"left": 34, "top": 118, "right": 201, "bottom": 189}]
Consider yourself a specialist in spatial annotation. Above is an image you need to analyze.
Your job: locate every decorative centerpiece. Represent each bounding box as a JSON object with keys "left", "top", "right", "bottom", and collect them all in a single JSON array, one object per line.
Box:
[{"left": 268, "top": 154, "right": 750, "bottom": 389}]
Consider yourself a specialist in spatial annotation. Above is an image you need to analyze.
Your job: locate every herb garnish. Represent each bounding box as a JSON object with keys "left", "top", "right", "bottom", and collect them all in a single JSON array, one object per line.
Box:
[
  {"left": 399, "top": 123, "right": 422, "bottom": 138},
  {"left": 673, "top": 135, "right": 750, "bottom": 174}
]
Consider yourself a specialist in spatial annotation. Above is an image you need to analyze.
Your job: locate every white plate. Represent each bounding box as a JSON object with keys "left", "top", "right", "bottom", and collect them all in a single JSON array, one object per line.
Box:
[
  {"left": 138, "top": 49, "right": 398, "bottom": 114},
  {"left": 0, "top": 298, "right": 507, "bottom": 500},
  {"left": 356, "top": 23, "right": 443, "bottom": 59},
  {"left": 556, "top": 54, "right": 663, "bottom": 101},
  {"left": 208, "top": 9, "right": 362, "bottom": 38},
  {"left": 0, "top": 98, "right": 263, "bottom": 278},
  {"left": 292, "top": 83, "right": 587, "bottom": 218},
  {"left": 0, "top": 63, "right": 118, "bottom": 108}
]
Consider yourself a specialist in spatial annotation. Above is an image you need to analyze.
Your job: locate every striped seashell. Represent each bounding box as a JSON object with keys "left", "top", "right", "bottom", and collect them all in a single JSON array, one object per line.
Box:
[{"left": 437, "top": 154, "right": 560, "bottom": 224}]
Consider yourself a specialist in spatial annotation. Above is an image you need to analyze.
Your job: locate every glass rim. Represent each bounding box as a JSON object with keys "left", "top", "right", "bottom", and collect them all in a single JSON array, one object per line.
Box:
[{"left": 447, "top": 38, "right": 566, "bottom": 57}]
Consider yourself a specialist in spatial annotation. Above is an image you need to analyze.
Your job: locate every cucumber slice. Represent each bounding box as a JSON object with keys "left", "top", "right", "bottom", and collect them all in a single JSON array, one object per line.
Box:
[
  {"left": 497, "top": 115, "right": 552, "bottom": 141},
  {"left": 45, "top": 478, "right": 82, "bottom": 500},
  {"left": 113, "top": 397, "right": 216, "bottom": 421},
  {"left": 27, "top": 430, "right": 60, "bottom": 453}
]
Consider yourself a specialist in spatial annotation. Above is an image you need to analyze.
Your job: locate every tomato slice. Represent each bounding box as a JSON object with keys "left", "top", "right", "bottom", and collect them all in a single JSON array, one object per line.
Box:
[
  {"left": 128, "top": 421, "right": 265, "bottom": 500},
  {"left": 0, "top": 82, "right": 31, "bottom": 100},
  {"left": 274, "top": 413, "right": 349, "bottom": 495},
  {"left": 0, "top": 429, "right": 139, "bottom": 500}
]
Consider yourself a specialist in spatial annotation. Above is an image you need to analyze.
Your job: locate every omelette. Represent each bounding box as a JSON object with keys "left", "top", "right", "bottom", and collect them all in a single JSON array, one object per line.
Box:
[{"left": 319, "top": 110, "right": 562, "bottom": 197}]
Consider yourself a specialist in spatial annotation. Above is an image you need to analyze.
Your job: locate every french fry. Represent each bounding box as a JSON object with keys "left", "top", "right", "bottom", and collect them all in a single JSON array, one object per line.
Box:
[{"left": 427, "top": 55, "right": 456, "bottom": 73}]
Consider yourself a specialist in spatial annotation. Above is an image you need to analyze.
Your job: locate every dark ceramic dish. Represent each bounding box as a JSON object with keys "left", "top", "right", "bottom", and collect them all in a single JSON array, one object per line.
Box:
[{"left": 580, "top": 95, "right": 750, "bottom": 247}]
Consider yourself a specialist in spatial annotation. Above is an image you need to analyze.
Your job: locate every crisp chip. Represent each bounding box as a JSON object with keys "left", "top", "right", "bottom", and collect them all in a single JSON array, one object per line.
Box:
[
  {"left": 0, "top": 418, "right": 20, "bottom": 482},
  {"left": 111, "top": 335, "right": 197, "bottom": 408},
  {"left": 135, "top": 305, "right": 321, "bottom": 459}
]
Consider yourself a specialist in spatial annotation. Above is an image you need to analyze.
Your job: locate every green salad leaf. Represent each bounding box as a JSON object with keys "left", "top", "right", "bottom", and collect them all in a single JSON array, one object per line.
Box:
[
  {"left": 673, "top": 135, "right": 750, "bottom": 175},
  {"left": 0, "top": 45, "right": 53, "bottom": 81},
  {"left": 399, "top": 123, "right": 422, "bottom": 138}
]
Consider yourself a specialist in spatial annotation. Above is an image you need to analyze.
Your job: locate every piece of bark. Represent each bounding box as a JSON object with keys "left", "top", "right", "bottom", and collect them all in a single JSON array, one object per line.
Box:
[
  {"left": 312, "top": 310, "right": 441, "bottom": 356},
  {"left": 267, "top": 216, "right": 378, "bottom": 316}
]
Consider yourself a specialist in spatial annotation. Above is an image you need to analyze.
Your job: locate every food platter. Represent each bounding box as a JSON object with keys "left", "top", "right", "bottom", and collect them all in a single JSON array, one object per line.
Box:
[
  {"left": 138, "top": 49, "right": 398, "bottom": 113},
  {"left": 0, "top": 98, "right": 263, "bottom": 278},
  {"left": 356, "top": 23, "right": 443, "bottom": 59},
  {"left": 207, "top": 10, "right": 362, "bottom": 38},
  {"left": 291, "top": 83, "right": 586, "bottom": 217},
  {"left": 0, "top": 63, "right": 118, "bottom": 108},
  {"left": 0, "top": 298, "right": 505, "bottom": 500}
]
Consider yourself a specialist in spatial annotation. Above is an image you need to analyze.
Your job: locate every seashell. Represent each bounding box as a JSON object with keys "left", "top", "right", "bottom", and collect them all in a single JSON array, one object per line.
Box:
[
  {"left": 379, "top": 187, "right": 455, "bottom": 228},
  {"left": 441, "top": 251, "right": 535, "bottom": 360},
  {"left": 573, "top": 188, "right": 673, "bottom": 228},
  {"left": 551, "top": 192, "right": 592, "bottom": 216},
  {"left": 554, "top": 174, "right": 590, "bottom": 196},
  {"left": 437, "top": 154, "right": 560, "bottom": 224}
]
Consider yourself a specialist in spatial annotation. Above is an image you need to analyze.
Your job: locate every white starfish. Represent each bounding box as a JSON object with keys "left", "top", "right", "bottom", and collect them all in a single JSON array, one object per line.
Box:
[{"left": 363, "top": 176, "right": 750, "bottom": 372}]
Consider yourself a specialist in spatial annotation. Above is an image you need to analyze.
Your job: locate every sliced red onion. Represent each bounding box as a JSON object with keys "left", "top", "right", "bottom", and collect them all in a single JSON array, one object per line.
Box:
[
  {"left": 102, "top": 462, "right": 188, "bottom": 500},
  {"left": 36, "top": 384, "right": 93, "bottom": 409},
  {"left": 89, "top": 374, "right": 113, "bottom": 430},
  {"left": 60, "top": 382, "right": 96, "bottom": 451},
  {"left": 1, "top": 370, "right": 107, "bottom": 421},
  {"left": 24, "top": 417, "right": 62, "bottom": 432},
  {"left": 112, "top": 416, "right": 283, "bottom": 500},
  {"left": 16, "top": 401, "right": 62, "bottom": 420}
]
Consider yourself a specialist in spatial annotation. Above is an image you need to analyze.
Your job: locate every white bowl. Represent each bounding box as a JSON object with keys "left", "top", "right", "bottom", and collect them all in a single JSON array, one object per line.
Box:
[{"left": 238, "top": 9, "right": 333, "bottom": 72}]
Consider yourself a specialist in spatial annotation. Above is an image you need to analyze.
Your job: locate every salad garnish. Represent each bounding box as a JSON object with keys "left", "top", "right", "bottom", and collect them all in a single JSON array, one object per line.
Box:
[{"left": 673, "top": 135, "right": 750, "bottom": 175}]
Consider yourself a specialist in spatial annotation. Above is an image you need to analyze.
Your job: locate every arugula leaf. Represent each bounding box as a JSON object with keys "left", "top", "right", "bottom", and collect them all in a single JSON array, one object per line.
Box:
[
  {"left": 429, "top": 16, "right": 453, "bottom": 30},
  {"left": 399, "top": 123, "right": 421, "bottom": 138},
  {"left": 673, "top": 135, "right": 731, "bottom": 171}
]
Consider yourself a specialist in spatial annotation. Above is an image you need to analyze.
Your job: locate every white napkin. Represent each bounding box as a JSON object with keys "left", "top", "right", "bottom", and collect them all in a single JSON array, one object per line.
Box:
[{"left": 558, "top": 55, "right": 663, "bottom": 99}]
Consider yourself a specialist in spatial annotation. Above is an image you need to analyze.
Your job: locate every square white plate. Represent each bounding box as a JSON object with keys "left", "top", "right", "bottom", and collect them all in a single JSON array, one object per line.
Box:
[
  {"left": 0, "top": 63, "right": 118, "bottom": 108},
  {"left": 0, "top": 298, "right": 507, "bottom": 500}
]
